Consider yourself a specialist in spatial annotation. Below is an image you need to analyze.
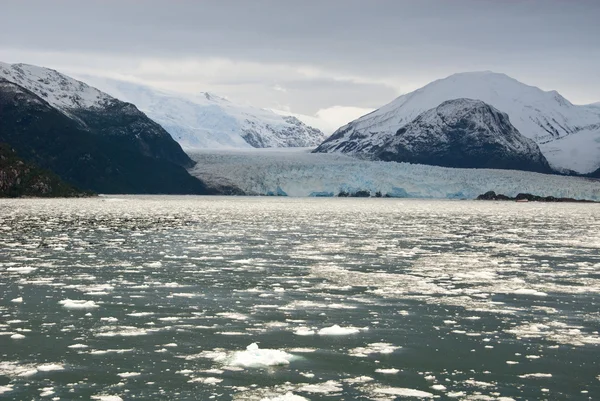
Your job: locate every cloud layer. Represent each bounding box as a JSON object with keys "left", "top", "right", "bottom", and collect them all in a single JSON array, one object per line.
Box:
[{"left": 1, "top": 0, "right": 599, "bottom": 130}]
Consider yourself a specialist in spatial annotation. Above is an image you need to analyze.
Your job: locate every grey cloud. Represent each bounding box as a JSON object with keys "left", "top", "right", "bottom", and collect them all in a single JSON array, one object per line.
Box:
[{"left": 1, "top": 0, "right": 599, "bottom": 112}]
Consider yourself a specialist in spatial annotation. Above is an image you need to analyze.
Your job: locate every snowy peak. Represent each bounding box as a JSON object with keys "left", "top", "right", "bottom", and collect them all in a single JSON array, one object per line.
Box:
[
  {"left": 76, "top": 76, "right": 326, "bottom": 150},
  {"left": 0, "top": 61, "right": 196, "bottom": 169},
  {"left": 371, "top": 98, "right": 551, "bottom": 173},
  {"left": 316, "top": 71, "right": 600, "bottom": 173},
  {"left": 0, "top": 62, "right": 115, "bottom": 112}
]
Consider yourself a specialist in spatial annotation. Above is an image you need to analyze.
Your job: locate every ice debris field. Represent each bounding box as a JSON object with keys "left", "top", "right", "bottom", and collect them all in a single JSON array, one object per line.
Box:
[{"left": 0, "top": 197, "right": 599, "bottom": 400}]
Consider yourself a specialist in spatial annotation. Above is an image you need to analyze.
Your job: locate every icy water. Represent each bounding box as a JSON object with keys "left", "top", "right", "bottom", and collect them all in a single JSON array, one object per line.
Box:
[{"left": 1, "top": 197, "right": 599, "bottom": 401}]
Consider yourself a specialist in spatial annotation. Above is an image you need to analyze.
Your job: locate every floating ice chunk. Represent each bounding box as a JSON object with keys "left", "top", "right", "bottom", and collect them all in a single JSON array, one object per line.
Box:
[
  {"left": 95, "top": 327, "right": 148, "bottom": 337},
  {"left": 117, "top": 372, "right": 141, "bottom": 378},
  {"left": 59, "top": 299, "right": 99, "bottom": 309},
  {"left": 375, "top": 368, "right": 399, "bottom": 374},
  {"left": 68, "top": 343, "right": 88, "bottom": 349},
  {"left": 188, "top": 377, "right": 222, "bottom": 384},
  {"left": 294, "top": 327, "right": 315, "bottom": 336},
  {"left": 431, "top": 384, "right": 447, "bottom": 391},
  {"left": 229, "top": 343, "right": 295, "bottom": 368},
  {"left": 37, "top": 364, "right": 65, "bottom": 372},
  {"left": 373, "top": 387, "right": 434, "bottom": 398},
  {"left": 6, "top": 267, "right": 36, "bottom": 274},
  {"left": 176, "top": 369, "right": 194, "bottom": 375},
  {"left": 519, "top": 373, "right": 552, "bottom": 378},
  {"left": 513, "top": 289, "right": 548, "bottom": 297},
  {"left": 349, "top": 342, "right": 400, "bottom": 357},
  {"left": 91, "top": 396, "right": 123, "bottom": 401},
  {"left": 217, "top": 312, "right": 248, "bottom": 321},
  {"left": 11, "top": 334, "right": 25, "bottom": 339},
  {"left": 343, "top": 376, "right": 374, "bottom": 383},
  {"left": 172, "top": 293, "right": 200, "bottom": 298},
  {"left": 0, "top": 385, "right": 13, "bottom": 395},
  {"left": 145, "top": 262, "right": 162, "bottom": 268},
  {"left": 89, "top": 349, "right": 134, "bottom": 355},
  {"left": 39, "top": 387, "right": 54, "bottom": 397},
  {"left": 299, "top": 381, "right": 343, "bottom": 393},
  {"left": 10, "top": 297, "right": 23, "bottom": 303},
  {"left": 463, "top": 379, "right": 495, "bottom": 387},
  {"left": 318, "top": 324, "right": 361, "bottom": 336},
  {"left": 18, "top": 368, "right": 38, "bottom": 377},
  {"left": 260, "top": 392, "right": 309, "bottom": 401},
  {"left": 127, "top": 312, "right": 155, "bottom": 317}
]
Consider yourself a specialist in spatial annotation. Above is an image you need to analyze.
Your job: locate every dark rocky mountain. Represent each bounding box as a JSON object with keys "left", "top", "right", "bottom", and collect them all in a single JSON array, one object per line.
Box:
[
  {"left": 0, "top": 143, "right": 90, "bottom": 197},
  {"left": 373, "top": 99, "right": 552, "bottom": 173},
  {"left": 317, "top": 98, "right": 551, "bottom": 173},
  {"left": 0, "top": 78, "right": 215, "bottom": 194}
]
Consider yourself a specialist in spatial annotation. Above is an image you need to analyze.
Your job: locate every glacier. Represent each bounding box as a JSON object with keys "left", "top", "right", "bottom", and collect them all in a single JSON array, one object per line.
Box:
[{"left": 188, "top": 148, "right": 600, "bottom": 200}]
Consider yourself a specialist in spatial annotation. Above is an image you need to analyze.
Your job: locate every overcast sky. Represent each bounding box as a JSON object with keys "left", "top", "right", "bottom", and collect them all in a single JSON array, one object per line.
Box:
[{"left": 1, "top": 0, "right": 599, "bottom": 130}]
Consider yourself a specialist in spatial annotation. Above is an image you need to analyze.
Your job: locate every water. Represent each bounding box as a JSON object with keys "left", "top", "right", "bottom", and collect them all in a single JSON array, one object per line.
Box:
[{"left": 0, "top": 196, "right": 599, "bottom": 400}]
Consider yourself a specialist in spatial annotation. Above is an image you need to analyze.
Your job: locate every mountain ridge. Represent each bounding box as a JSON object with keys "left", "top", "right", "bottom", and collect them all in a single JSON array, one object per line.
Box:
[
  {"left": 0, "top": 64, "right": 215, "bottom": 194},
  {"left": 75, "top": 76, "right": 327, "bottom": 150},
  {"left": 317, "top": 98, "right": 551, "bottom": 173},
  {"left": 315, "top": 71, "right": 600, "bottom": 174}
]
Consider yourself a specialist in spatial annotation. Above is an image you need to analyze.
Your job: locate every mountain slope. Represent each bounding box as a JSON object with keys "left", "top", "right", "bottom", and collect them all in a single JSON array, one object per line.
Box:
[
  {"left": 369, "top": 99, "right": 551, "bottom": 173},
  {"left": 0, "top": 62, "right": 194, "bottom": 168},
  {"left": 0, "top": 143, "right": 90, "bottom": 197},
  {"left": 315, "top": 71, "right": 600, "bottom": 173},
  {"left": 0, "top": 77, "right": 213, "bottom": 194},
  {"left": 76, "top": 77, "right": 326, "bottom": 150}
]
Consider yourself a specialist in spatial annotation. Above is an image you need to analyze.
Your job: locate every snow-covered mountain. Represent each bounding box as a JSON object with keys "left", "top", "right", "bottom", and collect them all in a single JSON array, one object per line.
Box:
[
  {"left": 76, "top": 77, "right": 326, "bottom": 150},
  {"left": 315, "top": 71, "right": 600, "bottom": 174},
  {"left": 0, "top": 62, "right": 214, "bottom": 194},
  {"left": 365, "top": 99, "right": 550, "bottom": 173},
  {"left": 0, "top": 62, "right": 115, "bottom": 118}
]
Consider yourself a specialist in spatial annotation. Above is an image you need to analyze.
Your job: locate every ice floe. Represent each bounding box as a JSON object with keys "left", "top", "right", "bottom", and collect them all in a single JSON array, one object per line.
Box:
[
  {"left": 317, "top": 324, "right": 362, "bottom": 335},
  {"left": 59, "top": 299, "right": 99, "bottom": 309},
  {"left": 260, "top": 392, "right": 309, "bottom": 401},
  {"left": 229, "top": 343, "right": 295, "bottom": 368}
]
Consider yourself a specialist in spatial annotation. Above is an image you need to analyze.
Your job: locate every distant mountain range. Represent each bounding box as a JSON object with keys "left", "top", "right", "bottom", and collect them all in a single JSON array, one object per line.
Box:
[
  {"left": 76, "top": 76, "right": 326, "bottom": 150},
  {"left": 315, "top": 71, "right": 600, "bottom": 174},
  {"left": 0, "top": 62, "right": 215, "bottom": 194},
  {"left": 1, "top": 61, "right": 599, "bottom": 197}
]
